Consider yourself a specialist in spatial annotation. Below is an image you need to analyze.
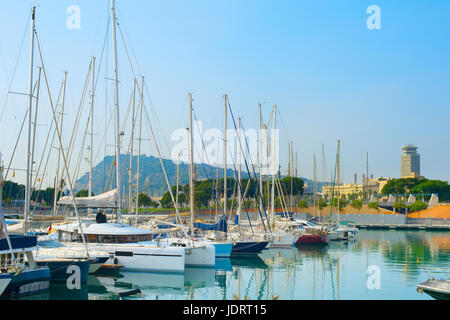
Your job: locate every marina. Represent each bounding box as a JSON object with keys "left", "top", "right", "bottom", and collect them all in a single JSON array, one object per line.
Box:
[
  {"left": 0, "top": 1, "right": 449, "bottom": 305},
  {"left": 1, "top": 229, "right": 447, "bottom": 300}
]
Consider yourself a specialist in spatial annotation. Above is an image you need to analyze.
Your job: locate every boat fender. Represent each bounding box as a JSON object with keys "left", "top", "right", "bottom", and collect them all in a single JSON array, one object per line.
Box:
[{"left": 114, "top": 257, "right": 118, "bottom": 265}]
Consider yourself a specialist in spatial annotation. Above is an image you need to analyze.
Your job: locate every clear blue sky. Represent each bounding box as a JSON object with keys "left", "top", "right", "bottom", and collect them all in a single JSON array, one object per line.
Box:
[{"left": 0, "top": 0, "right": 449, "bottom": 188}]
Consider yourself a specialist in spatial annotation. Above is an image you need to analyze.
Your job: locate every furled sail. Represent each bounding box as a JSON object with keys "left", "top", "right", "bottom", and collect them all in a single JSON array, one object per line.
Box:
[{"left": 57, "top": 189, "right": 118, "bottom": 208}]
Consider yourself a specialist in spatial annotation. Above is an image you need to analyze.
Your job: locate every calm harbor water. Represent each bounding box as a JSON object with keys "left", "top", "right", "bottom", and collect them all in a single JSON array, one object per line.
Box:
[{"left": 8, "top": 229, "right": 450, "bottom": 300}]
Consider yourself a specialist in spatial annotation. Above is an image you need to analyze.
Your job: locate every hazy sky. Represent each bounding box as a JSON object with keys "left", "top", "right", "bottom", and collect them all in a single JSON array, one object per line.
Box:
[{"left": 0, "top": 0, "right": 449, "bottom": 189}]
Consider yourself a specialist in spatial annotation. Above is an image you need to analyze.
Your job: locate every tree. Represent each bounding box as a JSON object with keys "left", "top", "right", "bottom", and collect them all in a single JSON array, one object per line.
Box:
[
  {"left": 138, "top": 193, "right": 159, "bottom": 208},
  {"left": 408, "top": 200, "right": 428, "bottom": 213},
  {"left": 350, "top": 199, "right": 363, "bottom": 213},
  {"left": 332, "top": 198, "right": 348, "bottom": 212},
  {"left": 75, "top": 190, "right": 91, "bottom": 197},
  {"left": 368, "top": 202, "right": 379, "bottom": 212},
  {"left": 410, "top": 180, "right": 450, "bottom": 202},
  {"left": 297, "top": 200, "right": 308, "bottom": 210},
  {"left": 318, "top": 198, "right": 328, "bottom": 213},
  {"left": 381, "top": 178, "right": 420, "bottom": 195},
  {"left": 279, "top": 177, "right": 304, "bottom": 196},
  {"left": 393, "top": 201, "right": 406, "bottom": 213}
]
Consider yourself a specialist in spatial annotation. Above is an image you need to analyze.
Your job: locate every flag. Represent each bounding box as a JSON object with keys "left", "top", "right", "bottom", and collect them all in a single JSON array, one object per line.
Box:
[
  {"left": 47, "top": 224, "right": 52, "bottom": 234},
  {"left": 12, "top": 170, "right": 15, "bottom": 177}
]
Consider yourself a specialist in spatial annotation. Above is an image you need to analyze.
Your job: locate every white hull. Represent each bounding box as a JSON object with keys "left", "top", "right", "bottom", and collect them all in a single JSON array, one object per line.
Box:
[
  {"left": 69, "top": 243, "right": 186, "bottom": 273},
  {"left": 149, "top": 239, "right": 215, "bottom": 267},
  {"left": 185, "top": 245, "right": 215, "bottom": 267},
  {"left": 271, "top": 233, "right": 298, "bottom": 248}
]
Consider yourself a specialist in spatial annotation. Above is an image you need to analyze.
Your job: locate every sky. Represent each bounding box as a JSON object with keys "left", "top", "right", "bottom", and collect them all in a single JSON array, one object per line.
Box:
[{"left": 0, "top": 0, "right": 449, "bottom": 189}]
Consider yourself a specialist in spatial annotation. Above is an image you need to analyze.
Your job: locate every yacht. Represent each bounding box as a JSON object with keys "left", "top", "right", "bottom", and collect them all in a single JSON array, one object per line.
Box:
[
  {"left": 37, "top": 234, "right": 111, "bottom": 273},
  {"left": 53, "top": 220, "right": 186, "bottom": 273}
]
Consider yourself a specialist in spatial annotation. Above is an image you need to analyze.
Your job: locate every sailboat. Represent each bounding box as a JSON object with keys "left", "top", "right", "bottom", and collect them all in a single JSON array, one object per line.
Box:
[
  {"left": 2, "top": 149, "right": 51, "bottom": 296},
  {"left": 51, "top": 0, "right": 193, "bottom": 273}
]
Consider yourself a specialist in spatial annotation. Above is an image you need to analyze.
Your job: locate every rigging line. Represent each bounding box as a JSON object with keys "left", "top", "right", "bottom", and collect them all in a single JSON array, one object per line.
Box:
[
  {"left": 191, "top": 107, "right": 254, "bottom": 233},
  {"left": 0, "top": 12, "right": 30, "bottom": 123},
  {"left": 35, "top": 28, "right": 90, "bottom": 258},
  {"left": 114, "top": 17, "right": 186, "bottom": 231},
  {"left": 63, "top": 62, "right": 92, "bottom": 175},
  {"left": 227, "top": 100, "right": 271, "bottom": 233},
  {"left": 4, "top": 75, "right": 43, "bottom": 181},
  {"left": 141, "top": 89, "right": 187, "bottom": 235},
  {"left": 276, "top": 108, "right": 291, "bottom": 143},
  {"left": 116, "top": 20, "right": 171, "bottom": 159},
  {"left": 32, "top": 79, "right": 64, "bottom": 188},
  {"left": 191, "top": 108, "right": 226, "bottom": 215}
]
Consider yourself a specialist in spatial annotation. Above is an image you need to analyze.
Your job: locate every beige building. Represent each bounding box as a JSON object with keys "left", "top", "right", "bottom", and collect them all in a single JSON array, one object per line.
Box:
[{"left": 321, "top": 177, "right": 393, "bottom": 199}]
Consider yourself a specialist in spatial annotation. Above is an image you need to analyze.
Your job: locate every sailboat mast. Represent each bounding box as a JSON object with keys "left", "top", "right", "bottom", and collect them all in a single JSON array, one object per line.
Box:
[
  {"left": 89, "top": 58, "right": 95, "bottom": 198},
  {"left": 271, "top": 105, "right": 276, "bottom": 221},
  {"left": 223, "top": 95, "right": 228, "bottom": 218},
  {"left": 135, "top": 76, "right": 144, "bottom": 224},
  {"left": 313, "top": 154, "right": 317, "bottom": 217},
  {"left": 189, "top": 93, "right": 194, "bottom": 232},
  {"left": 111, "top": 0, "right": 122, "bottom": 222},
  {"left": 337, "top": 140, "right": 341, "bottom": 224},
  {"left": 258, "top": 103, "right": 263, "bottom": 214},
  {"left": 24, "top": 6, "right": 36, "bottom": 232},
  {"left": 53, "top": 71, "right": 67, "bottom": 216},
  {"left": 129, "top": 79, "right": 136, "bottom": 214},
  {"left": 237, "top": 117, "right": 242, "bottom": 223}
]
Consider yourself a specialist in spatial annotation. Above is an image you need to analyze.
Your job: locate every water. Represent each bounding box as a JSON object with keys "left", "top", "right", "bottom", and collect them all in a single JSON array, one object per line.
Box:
[{"left": 5, "top": 230, "right": 450, "bottom": 300}]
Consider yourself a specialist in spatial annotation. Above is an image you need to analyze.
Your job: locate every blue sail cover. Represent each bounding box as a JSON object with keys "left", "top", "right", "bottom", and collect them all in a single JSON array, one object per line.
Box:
[{"left": 194, "top": 216, "right": 227, "bottom": 233}]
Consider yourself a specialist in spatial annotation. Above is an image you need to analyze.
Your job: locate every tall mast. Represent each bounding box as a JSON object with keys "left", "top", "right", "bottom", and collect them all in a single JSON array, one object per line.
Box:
[
  {"left": 24, "top": 6, "right": 36, "bottom": 233},
  {"left": 295, "top": 152, "right": 298, "bottom": 178},
  {"left": 135, "top": 76, "right": 144, "bottom": 225},
  {"left": 290, "top": 141, "right": 294, "bottom": 209},
  {"left": 322, "top": 143, "right": 325, "bottom": 186},
  {"left": 313, "top": 154, "right": 317, "bottom": 217},
  {"left": 189, "top": 93, "right": 194, "bottom": 232},
  {"left": 30, "top": 67, "right": 41, "bottom": 214},
  {"left": 129, "top": 79, "right": 136, "bottom": 214},
  {"left": 53, "top": 71, "right": 67, "bottom": 216},
  {"left": 223, "top": 95, "right": 228, "bottom": 218},
  {"left": 337, "top": 140, "right": 341, "bottom": 224},
  {"left": 271, "top": 105, "right": 276, "bottom": 221},
  {"left": 89, "top": 58, "right": 95, "bottom": 198},
  {"left": 237, "top": 117, "right": 242, "bottom": 223},
  {"left": 258, "top": 103, "right": 263, "bottom": 214},
  {"left": 111, "top": 0, "right": 122, "bottom": 222},
  {"left": 288, "top": 142, "right": 290, "bottom": 178}
]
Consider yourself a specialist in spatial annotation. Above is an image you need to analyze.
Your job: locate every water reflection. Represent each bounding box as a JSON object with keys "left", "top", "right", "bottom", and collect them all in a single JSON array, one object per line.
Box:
[{"left": 3, "top": 230, "right": 446, "bottom": 300}]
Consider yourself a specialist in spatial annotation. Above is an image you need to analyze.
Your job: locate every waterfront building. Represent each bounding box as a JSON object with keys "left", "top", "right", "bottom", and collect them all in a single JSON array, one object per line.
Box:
[
  {"left": 401, "top": 145, "right": 420, "bottom": 178},
  {"left": 321, "top": 177, "right": 393, "bottom": 199}
]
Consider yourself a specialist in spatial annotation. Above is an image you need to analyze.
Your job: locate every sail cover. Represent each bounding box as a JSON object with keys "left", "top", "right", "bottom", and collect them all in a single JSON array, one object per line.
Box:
[
  {"left": 194, "top": 215, "right": 227, "bottom": 233},
  {"left": 57, "top": 189, "right": 118, "bottom": 208}
]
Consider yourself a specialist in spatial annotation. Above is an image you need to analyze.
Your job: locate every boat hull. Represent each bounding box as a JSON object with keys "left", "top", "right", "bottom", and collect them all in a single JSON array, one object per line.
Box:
[
  {"left": 0, "top": 273, "right": 12, "bottom": 296},
  {"left": 184, "top": 245, "right": 215, "bottom": 267},
  {"left": 295, "top": 234, "right": 329, "bottom": 245},
  {"left": 66, "top": 242, "right": 186, "bottom": 273},
  {"left": 271, "top": 234, "right": 298, "bottom": 248},
  {"left": 3, "top": 267, "right": 51, "bottom": 296},
  {"left": 231, "top": 241, "right": 269, "bottom": 255},
  {"left": 36, "top": 259, "right": 90, "bottom": 284},
  {"left": 211, "top": 242, "right": 233, "bottom": 258}
]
